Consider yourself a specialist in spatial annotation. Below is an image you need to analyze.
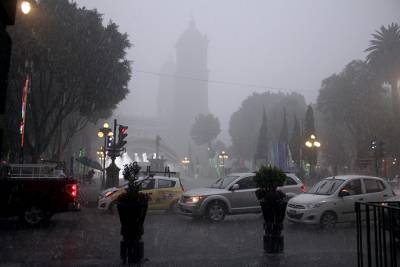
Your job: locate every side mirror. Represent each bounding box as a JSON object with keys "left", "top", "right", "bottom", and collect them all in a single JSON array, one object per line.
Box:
[
  {"left": 231, "top": 184, "right": 239, "bottom": 191},
  {"left": 338, "top": 190, "right": 350, "bottom": 197}
]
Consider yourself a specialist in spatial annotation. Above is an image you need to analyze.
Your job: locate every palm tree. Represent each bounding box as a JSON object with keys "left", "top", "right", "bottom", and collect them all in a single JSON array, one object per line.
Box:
[{"left": 366, "top": 23, "right": 400, "bottom": 116}]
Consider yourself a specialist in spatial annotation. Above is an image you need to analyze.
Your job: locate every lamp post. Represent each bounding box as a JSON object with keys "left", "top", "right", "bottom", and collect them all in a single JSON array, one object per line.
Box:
[
  {"left": 304, "top": 134, "right": 321, "bottom": 185},
  {"left": 97, "top": 146, "right": 105, "bottom": 178},
  {"left": 219, "top": 151, "right": 229, "bottom": 177},
  {"left": 181, "top": 157, "right": 190, "bottom": 177},
  {"left": 98, "top": 122, "right": 112, "bottom": 189}
]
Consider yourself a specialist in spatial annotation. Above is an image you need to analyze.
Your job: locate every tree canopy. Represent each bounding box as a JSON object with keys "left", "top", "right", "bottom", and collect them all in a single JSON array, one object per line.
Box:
[
  {"left": 6, "top": 0, "right": 131, "bottom": 162},
  {"left": 229, "top": 92, "right": 307, "bottom": 160},
  {"left": 317, "top": 60, "right": 390, "bottom": 168},
  {"left": 366, "top": 23, "right": 400, "bottom": 117},
  {"left": 190, "top": 113, "right": 221, "bottom": 146}
]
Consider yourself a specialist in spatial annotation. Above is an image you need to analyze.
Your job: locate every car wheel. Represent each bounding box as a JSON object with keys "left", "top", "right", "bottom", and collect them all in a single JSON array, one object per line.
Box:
[
  {"left": 22, "top": 206, "right": 45, "bottom": 226},
  {"left": 206, "top": 201, "right": 226, "bottom": 222},
  {"left": 320, "top": 211, "right": 337, "bottom": 230}
]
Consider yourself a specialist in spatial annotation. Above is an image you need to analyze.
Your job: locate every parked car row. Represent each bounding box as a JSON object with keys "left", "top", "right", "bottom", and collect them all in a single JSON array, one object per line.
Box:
[{"left": 97, "top": 172, "right": 398, "bottom": 230}]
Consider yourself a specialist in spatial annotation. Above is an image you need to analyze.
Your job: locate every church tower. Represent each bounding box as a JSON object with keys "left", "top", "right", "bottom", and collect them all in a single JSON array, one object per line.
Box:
[{"left": 172, "top": 19, "right": 209, "bottom": 154}]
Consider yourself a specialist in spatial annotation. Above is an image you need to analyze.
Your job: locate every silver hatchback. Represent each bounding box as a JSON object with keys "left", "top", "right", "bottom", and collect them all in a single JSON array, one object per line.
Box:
[{"left": 178, "top": 172, "right": 305, "bottom": 222}]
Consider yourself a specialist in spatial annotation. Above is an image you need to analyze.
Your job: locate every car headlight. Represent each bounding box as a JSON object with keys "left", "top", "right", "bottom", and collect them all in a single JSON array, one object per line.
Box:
[
  {"left": 187, "top": 196, "right": 204, "bottom": 204},
  {"left": 306, "top": 202, "right": 325, "bottom": 209}
]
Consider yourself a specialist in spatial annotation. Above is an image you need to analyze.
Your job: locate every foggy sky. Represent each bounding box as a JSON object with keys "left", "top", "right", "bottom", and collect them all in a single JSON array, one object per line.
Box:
[{"left": 76, "top": 0, "right": 399, "bottom": 143}]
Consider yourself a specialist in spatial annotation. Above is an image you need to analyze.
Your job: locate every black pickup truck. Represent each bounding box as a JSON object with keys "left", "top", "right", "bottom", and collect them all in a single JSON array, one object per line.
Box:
[{"left": 0, "top": 163, "right": 80, "bottom": 225}]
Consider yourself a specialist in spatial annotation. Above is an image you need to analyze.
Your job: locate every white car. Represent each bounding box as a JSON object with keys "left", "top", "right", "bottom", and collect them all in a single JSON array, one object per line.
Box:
[{"left": 286, "top": 175, "right": 395, "bottom": 229}]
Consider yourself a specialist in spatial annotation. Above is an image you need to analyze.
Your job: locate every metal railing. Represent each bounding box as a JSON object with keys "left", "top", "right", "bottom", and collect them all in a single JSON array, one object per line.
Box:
[{"left": 356, "top": 201, "right": 400, "bottom": 267}]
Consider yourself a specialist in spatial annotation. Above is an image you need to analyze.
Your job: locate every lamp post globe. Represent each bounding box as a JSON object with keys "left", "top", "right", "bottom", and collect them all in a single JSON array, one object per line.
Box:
[{"left": 21, "top": 1, "right": 32, "bottom": 14}]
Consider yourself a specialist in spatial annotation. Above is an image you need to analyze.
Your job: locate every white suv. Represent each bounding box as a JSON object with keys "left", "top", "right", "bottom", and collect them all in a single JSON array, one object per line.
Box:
[
  {"left": 178, "top": 172, "right": 305, "bottom": 222},
  {"left": 286, "top": 175, "right": 395, "bottom": 229}
]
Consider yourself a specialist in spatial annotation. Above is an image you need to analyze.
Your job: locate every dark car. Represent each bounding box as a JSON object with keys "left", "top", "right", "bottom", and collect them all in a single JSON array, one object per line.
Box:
[{"left": 0, "top": 163, "right": 80, "bottom": 225}]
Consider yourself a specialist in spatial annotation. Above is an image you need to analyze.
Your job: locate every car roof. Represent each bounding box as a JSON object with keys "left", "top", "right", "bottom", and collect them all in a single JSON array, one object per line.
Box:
[
  {"left": 151, "top": 175, "right": 180, "bottom": 181},
  {"left": 228, "top": 173, "right": 255, "bottom": 177},
  {"left": 324, "top": 175, "right": 383, "bottom": 181}
]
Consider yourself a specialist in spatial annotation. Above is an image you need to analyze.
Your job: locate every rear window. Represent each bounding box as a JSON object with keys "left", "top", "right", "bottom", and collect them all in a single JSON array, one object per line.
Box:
[
  {"left": 364, "top": 179, "right": 385, "bottom": 193},
  {"left": 285, "top": 177, "right": 297, "bottom": 185},
  {"left": 158, "top": 179, "right": 176, "bottom": 189}
]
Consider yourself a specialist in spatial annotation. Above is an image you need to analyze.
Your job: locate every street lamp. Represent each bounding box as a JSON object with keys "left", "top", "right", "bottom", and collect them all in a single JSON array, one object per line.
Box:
[
  {"left": 98, "top": 122, "right": 112, "bottom": 189},
  {"left": 21, "top": 1, "right": 32, "bottom": 14},
  {"left": 304, "top": 134, "right": 321, "bottom": 184},
  {"left": 181, "top": 157, "right": 190, "bottom": 176},
  {"left": 218, "top": 151, "right": 229, "bottom": 177}
]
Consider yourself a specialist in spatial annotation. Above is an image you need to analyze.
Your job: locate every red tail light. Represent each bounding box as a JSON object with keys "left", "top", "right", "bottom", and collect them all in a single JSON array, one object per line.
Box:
[
  {"left": 301, "top": 184, "right": 307, "bottom": 193},
  {"left": 67, "top": 183, "right": 77, "bottom": 198}
]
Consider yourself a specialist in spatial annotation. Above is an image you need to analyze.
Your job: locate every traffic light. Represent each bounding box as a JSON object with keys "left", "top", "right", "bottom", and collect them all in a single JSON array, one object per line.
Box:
[
  {"left": 118, "top": 125, "right": 128, "bottom": 148},
  {"left": 106, "top": 135, "right": 113, "bottom": 149},
  {"left": 370, "top": 139, "right": 377, "bottom": 150}
]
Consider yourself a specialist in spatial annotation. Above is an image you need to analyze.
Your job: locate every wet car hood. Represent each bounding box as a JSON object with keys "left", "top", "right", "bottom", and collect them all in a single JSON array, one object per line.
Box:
[
  {"left": 289, "top": 193, "right": 331, "bottom": 205},
  {"left": 183, "top": 187, "right": 229, "bottom": 196},
  {"left": 100, "top": 187, "right": 119, "bottom": 197}
]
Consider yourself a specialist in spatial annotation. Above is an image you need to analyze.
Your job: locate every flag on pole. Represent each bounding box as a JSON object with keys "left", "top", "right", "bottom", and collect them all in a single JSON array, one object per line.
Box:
[{"left": 20, "top": 75, "right": 30, "bottom": 147}]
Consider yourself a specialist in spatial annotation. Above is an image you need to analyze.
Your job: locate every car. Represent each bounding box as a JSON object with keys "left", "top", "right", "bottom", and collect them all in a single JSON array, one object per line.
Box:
[
  {"left": 0, "top": 163, "right": 80, "bottom": 226},
  {"left": 98, "top": 175, "right": 184, "bottom": 213},
  {"left": 178, "top": 172, "right": 305, "bottom": 222},
  {"left": 286, "top": 175, "right": 395, "bottom": 229}
]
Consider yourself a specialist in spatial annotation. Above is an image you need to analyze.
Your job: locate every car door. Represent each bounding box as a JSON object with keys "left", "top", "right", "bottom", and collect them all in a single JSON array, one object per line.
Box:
[
  {"left": 227, "top": 176, "right": 260, "bottom": 213},
  {"left": 362, "top": 178, "right": 389, "bottom": 203},
  {"left": 153, "top": 178, "right": 178, "bottom": 210},
  {"left": 337, "top": 178, "right": 364, "bottom": 222},
  {"left": 140, "top": 178, "right": 156, "bottom": 209}
]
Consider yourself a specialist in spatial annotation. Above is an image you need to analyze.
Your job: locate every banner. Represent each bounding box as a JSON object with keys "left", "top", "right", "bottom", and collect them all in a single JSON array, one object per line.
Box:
[{"left": 20, "top": 75, "right": 30, "bottom": 147}]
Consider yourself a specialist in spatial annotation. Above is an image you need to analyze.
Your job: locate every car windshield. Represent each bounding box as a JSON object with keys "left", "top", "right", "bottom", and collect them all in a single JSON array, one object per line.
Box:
[
  {"left": 307, "top": 179, "right": 345, "bottom": 195},
  {"left": 209, "top": 175, "right": 240, "bottom": 189}
]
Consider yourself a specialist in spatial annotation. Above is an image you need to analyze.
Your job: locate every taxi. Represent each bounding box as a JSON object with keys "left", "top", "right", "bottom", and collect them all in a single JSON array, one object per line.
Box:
[{"left": 98, "top": 176, "right": 184, "bottom": 212}]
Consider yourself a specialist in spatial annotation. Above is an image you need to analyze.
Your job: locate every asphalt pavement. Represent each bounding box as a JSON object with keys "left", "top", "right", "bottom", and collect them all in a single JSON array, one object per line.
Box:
[{"left": 0, "top": 176, "right": 386, "bottom": 267}]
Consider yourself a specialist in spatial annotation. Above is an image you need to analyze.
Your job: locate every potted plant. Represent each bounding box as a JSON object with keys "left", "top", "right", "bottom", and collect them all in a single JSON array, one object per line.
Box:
[
  {"left": 254, "top": 165, "right": 287, "bottom": 253},
  {"left": 117, "top": 162, "right": 149, "bottom": 265}
]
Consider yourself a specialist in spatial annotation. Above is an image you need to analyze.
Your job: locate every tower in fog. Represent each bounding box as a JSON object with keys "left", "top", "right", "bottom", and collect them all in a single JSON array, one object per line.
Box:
[
  {"left": 172, "top": 19, "right": 209, "bottom": 154},
  {"left": 157, "top": 58, "right": 175, "bottom": 121}
]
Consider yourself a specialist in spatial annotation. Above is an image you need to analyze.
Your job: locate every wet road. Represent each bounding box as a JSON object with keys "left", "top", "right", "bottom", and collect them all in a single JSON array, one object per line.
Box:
[{"left": 0, "top": 178, "right": 358, "bottom": 266}]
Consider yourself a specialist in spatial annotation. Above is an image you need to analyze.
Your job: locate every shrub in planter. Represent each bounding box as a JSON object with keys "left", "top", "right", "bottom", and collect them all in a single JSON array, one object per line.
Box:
[
  {"left": 254, "top": 165, "right": 288, "bottom": 253},
  {"left": 117, "top": 162, "right": 149, "bottom": 264}
]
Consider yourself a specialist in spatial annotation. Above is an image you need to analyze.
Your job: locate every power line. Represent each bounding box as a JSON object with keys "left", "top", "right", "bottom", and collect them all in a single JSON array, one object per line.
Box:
[{"left": 134, "top": 69, "right": 298, "bottom": 93}]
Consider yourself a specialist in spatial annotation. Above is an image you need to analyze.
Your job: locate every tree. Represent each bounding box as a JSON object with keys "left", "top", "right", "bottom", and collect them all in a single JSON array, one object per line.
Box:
[
  {"left": 365, "top": 23, "right": 400, "bottom": 117},
  {"left": 279, "top": 108, "right": 288, "bottom": 144},
  {"left": 317, "top": 60, "right": 390, "bottom": 169},
  {"left": 289, "top": 116, "right": 301, "bottom": 168},
  {"left": 190, "top": 114, "right": 221, "bottom": 147},
  {"left": 229, "top": 92, "right": 307, "bottom": 161},
  {"left": 6, "top": 0, "right": 131, "bottom": 162},
  {"left": 254, "top": 107, "right": 269, "bottom": 165}
]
